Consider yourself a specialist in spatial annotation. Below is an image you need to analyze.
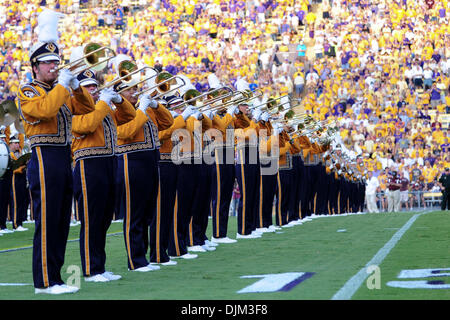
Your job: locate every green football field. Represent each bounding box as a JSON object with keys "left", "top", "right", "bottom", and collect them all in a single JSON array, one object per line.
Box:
[{"left": 0, "top": 210, "right": 449, "bottom": 300}]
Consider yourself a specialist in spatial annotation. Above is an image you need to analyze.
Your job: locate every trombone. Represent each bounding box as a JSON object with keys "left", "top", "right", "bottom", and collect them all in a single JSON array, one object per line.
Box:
[
  {"left": 126, "top": 72, "right": 186, "bottom": 98},
  {"left": 251, "top": 94, "right": 290, "bottom": 110},
  {"left": 169, "top": 86, "right": 231, "bottom": 111},
  {"left": 55, "top": 42, "right": 116, "bottom": 74},
  {"left": 94, "top": 63, "right": 155, "bottom": 94}
]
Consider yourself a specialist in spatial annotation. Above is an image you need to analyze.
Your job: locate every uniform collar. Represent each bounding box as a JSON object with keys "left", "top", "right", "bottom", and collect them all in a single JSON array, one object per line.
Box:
[{"left": 32, "top": 79, "right": 54, "bottom": 92}]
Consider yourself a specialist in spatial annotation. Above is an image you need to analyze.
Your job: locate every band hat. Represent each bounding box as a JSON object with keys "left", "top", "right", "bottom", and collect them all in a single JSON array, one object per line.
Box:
[
  {"left": 167, "top": 96, "right": 183, "bottom": 106},
  {"left": 77, "top": 69, "right": 98, "bottom": 87},
  {"left": 30, "top": 9, "right": 63, "bottom": 64},
  {"left": 9, "top": 135, "right": 20, "bottom": 143},
  {"left": 30, "top": 41, "right": 61, "bottom": 64}
]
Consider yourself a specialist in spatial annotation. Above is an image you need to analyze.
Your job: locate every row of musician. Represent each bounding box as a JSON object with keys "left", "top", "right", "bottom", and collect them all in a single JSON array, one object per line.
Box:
[{"left": 0, "top": 41, "right": 367, "bottom": 293}]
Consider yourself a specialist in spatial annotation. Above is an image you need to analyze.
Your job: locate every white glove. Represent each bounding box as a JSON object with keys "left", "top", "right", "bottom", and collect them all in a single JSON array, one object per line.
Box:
[
  {"left": 338, "top": 170, "right": 342, "bottom": 175},
  {"left": 227, "top": 105, "right": 239, "bottom": 115},
  {"left": 99, "top": 88, "right": 115, "bottom": 106},
  {"left": 261, "top": 112, "right": 270, "bottom": 122},
  {"left": 0, "top": 125, "right": 5, "bottom": 132},
  {"left": 192, "top": 110, "right": 203, "bottom": 120},
  {"left": 111, "top": 91, "right": 123, "bottom": 104},
  {"left": 181, "top": 105, "right": 196, "bottom": 120},
  {"left": 70, "top": 77, "right": 80, "bottom": 90},
  {"left": 204, "top": 110, "right": 216, "bottom": 119},
  {"left": 272, "top": 123, "right": 284, "bottom": 136},
  {"left": 170, "top": 110, "right": 179, "bottom": 118},
  {"left": 252, "top": 108, "right": 262, "bottom": 122},
  {"left": 139, "top": 94, "right": 158, "bottom": 111},
  {"left": 58, "top": 69, "right": 75, "bottom": 91}
]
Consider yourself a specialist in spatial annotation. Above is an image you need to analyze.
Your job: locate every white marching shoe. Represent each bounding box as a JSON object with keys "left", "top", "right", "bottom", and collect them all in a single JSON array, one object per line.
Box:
[
  {"left": 268, "top": 225, "right": 281, "bottom": 231},
  {"left": 236, "top": 233, "right": 261, "bottom": 239},
  {"left": 205, "top": 239, "right": 218, "bottom": 247},
  {"left": 85, "top": 274, "right": 110, "bottom": 282},
  {"left": 211, "top": 237, "right": 237, "bottom": 244},
  {"left": 188, "top": 245, "right": 207, "bottom": 253},
  {"left": 35, "top": 284, "right": 78, "bottom": 295},
  {"left": 15, "top": 226, "right": 28, "bottom": 232},
  {"left": 202, "top": 244, "right": 216, "bottom": 251},
  {"left": 160, "top": 260, "right": 177, "bottom": 266},
  {"left": 102, "top": 271, "right": 122, "bottom": 281}
]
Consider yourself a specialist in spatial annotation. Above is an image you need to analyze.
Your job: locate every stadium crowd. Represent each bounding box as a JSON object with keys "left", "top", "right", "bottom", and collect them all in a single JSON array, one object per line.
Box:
[{"left": 0, "top": 0, "right": 449, "bottom": 215}]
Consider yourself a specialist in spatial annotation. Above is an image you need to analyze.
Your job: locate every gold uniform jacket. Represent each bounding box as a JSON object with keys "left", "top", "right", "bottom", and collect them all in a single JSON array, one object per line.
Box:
[
  {"left": 158, "top": 115, "right": 187, "bottom": 163},
  {"left": 71, "top": 98, "right": 136, "bottom": 162},
  {"left": 17, "top": 80, "right": 94, "bottom": 148},
  {"left": 116, "top": 103, "right": 174, "bottom": 154}
]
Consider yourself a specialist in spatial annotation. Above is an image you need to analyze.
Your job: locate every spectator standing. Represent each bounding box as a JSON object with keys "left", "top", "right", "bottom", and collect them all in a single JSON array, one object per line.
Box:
[{"left": 365, "top": 171, "right": 380, "bottom": 213}]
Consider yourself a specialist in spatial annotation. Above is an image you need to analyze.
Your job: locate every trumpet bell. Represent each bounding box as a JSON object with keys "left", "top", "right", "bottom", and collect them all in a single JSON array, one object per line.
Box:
[
  {"left": 68, "top": 42, "right": 114, "bottom": 74},
  {"left": 156, "top": 71, "right": 175, "bottom": 93},
  {"left": 83, "top": 43, "right": 109, "bottom": 72},
  {"left": 183, "top": 88, "right": 201, "bottom": 105},
  {"left": 118, "top": 60, "right": 139, "bottom": 83}
]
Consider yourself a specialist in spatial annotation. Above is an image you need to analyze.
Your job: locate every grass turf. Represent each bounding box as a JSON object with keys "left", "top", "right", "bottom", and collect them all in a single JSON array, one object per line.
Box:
[{"left": 0, "top": 211, "right": 448, "bottom": 300}]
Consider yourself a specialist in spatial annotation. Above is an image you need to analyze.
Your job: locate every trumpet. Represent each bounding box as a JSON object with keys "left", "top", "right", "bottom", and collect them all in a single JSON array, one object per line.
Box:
[
  {"left": 55, "top": 42, "right": 116, "bottom": 74},
  {"left": 251, "top": 94, "right": 290, "bottom": 111},
  {"left": 94, "top": 61, "right": 153, "bottom": 94},
  {"left": 129, "top": 72, "right": 186, "bottom": 98},
  {"left": 170, "top": 86, "right": 233, "bottom": 111}
]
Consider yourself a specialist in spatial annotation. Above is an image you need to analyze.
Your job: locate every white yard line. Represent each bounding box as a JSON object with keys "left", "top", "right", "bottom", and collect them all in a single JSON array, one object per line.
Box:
[{"left": 331, "top": 211, "right": 430, "bottom": 300}]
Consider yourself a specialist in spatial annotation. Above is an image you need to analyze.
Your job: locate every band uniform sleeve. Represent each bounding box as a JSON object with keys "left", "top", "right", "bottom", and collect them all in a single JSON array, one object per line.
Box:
[
  {"left": 146, "top": 103, "right": 174, "bottom": 131},
  {"left": 113, "top": 97, "right": 136, "bottom": 125},
  {"left": 117, "top": 109, "right": 149, "bottom": 140},
  {"left": 18, "top": 84, "right": 70, "bottom": 120},
  {"left": 72, "top": 100, "right": 110, "bottom": 135},
  {"left": 158, "top": 115, "right": 186, "bottom": 141},
  {"left": 71, "top": 86, "right": 96, "bottom": 115}
]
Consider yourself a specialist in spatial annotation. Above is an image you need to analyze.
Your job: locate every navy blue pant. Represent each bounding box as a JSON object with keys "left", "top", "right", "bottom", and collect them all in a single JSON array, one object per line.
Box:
[
  {"left": 309, "top": 164, "right": 322, "bottom": 214},
  {"left": 190, "top": 163, "right": 213, "bottom": 246},
  {"left": 117, "top": 150, "right": 159, "bottom": 270},
  {"left": 235, "top": 146, "right": 260, "bottom": 235},
  {"left": 276, "top": 169, "right": 293, "bottom": 226},
  {"left": 0, "top": 169, "right": 12, "bottom": 230},
  {"left": 316, "top": 165, "right": 329, "bottom": 215},
  {"left": 211, "top": 148, "right": 235, "bottom": 239},
  {"left": 302, "top": 165, "right": 313, "bottom": 216},
  {"left": 258, "top": 169, "right": 277, "bottom": 228},
  {"left": 295, "top": 157, "right": 306, "bottom": 219},
  {"left": 289, "top": 156, "right": 301, "bottom": 221},
  {"left": 152, "top": 161, "right": 177, "bottom": 263},
  {"left": 168, "top": 161, "right": 201, "bottom": 257},
  {"left": 10, "top": 171, "right": 29, "bottom": 229},
  {"left": 73, "top": 157, "right": 116, "bottom": 277},
  {"left": 28, "top": 146, "right": 73, "bottom": 289}
]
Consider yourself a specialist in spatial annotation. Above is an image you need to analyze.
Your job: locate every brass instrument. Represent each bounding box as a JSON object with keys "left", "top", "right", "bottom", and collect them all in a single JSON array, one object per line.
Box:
[
  {"left": 56, "top": 42, "right": 116, "bottom": 74},
  {"left": 130, "top": 71, "right": 186, "bottom": 98}
]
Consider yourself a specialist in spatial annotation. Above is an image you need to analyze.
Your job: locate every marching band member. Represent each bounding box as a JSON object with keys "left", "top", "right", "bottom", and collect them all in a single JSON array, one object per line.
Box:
[
  {"left": 168, "top": 80, "right": 210, "bottom": 259},
  {"left": 188, "top": 106, "right": 215, "bottom": 253},
  {"left": 151, "top": 96, "right": 195, "bottom": 265},
  {"left": 9, "top": 134, "right": 29, "bottom": 231},
  {"left": 209, "top": 79, "right": 238, "bottom": 244},
  {"left": 17, "top": 9, "right": 94, "bottom": 294},
  {"left": 233, "top": 81, "right": 261, "bottom": 239},
  {"left": 273, "top": 123, "right": 295, "bottom": 227},
  {"left": 256, "top": 110, "right": 279, "bottom": 232},
  {"left": 71, "top": 69, "right": 136, "bottom": 282},
  {"left": 115, "top": 66, "right": 174, "bottom": 272},
  {"left": 0, "top": 130, "right": 13, "bottom": 235}
]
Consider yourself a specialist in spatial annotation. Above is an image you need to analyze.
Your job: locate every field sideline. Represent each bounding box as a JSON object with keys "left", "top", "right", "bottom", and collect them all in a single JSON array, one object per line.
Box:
[{"left": 0, "top": 210, "right": 449, "bottom": 300}]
